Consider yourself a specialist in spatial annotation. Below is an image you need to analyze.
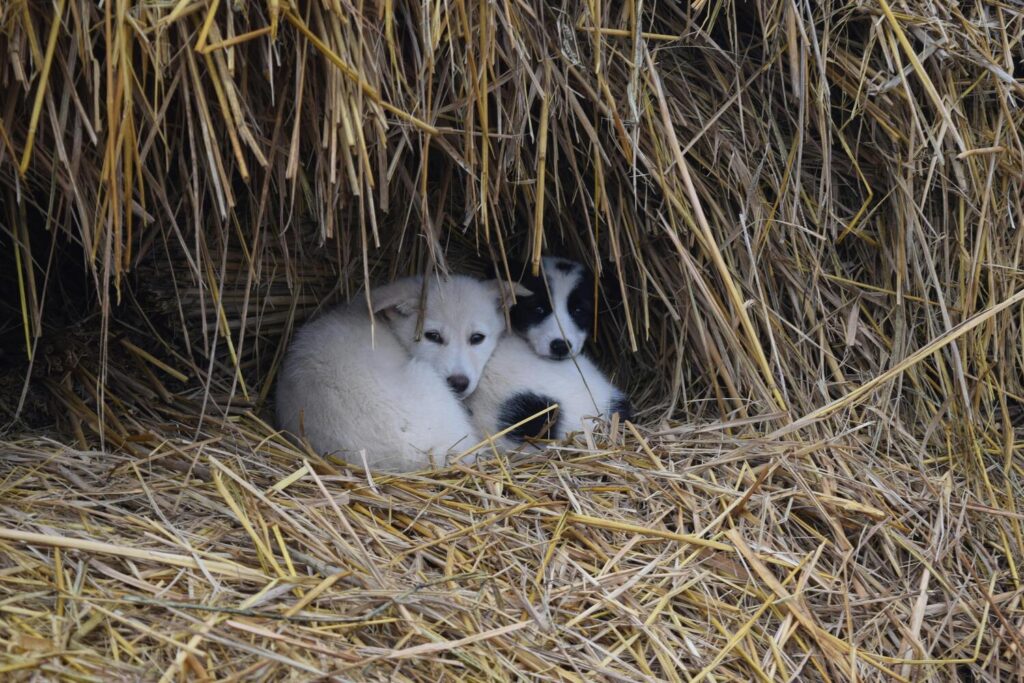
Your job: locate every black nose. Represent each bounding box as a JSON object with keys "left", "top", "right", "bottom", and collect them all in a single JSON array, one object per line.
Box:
[
  {"left": 447, "top": 375, "right": 470, "bottom": 394},
  {"left": 549, "top": 339, "right": 571, "bottom": 358}
]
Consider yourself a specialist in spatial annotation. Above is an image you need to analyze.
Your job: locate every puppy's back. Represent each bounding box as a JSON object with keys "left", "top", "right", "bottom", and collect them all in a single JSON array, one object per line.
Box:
[{"left": 275, "top": 302, "right": 477, "bottom": 471}]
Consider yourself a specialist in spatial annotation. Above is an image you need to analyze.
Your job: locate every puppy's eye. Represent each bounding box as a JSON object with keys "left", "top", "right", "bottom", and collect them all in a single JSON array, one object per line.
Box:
[
  {"left": 469, "top": 333, "right": 486, "bottom": 345},
  {"left": 534, "top": 305, "right": 546, "bottom": 315},
  {"left": 573, "top": 307, "right": 584, "bottom": 315},
  {"left": 424, "top": 331, "right": 444, "bottom": 344}
]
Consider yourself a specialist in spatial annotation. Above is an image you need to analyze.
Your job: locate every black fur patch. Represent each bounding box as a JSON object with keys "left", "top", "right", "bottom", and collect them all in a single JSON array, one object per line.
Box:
[
  {"left": 608, "top": 393, "right": 633, "bottom": 422},
  {"left": 498, "top": 392, "right": 560, "bottom": 442},
  {"left": 567, "top": 269, "right": 595, "bottom": 334},
  {"left": 509, "top": 271, "right": 551, "bottom": 333}
]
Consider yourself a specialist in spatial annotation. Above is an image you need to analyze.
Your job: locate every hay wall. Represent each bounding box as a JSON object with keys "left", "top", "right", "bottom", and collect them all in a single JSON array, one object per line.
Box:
[
  {"left": 0, "top": 0, "right": 1018, "bottom": 431},
  {"left": 0, "top": 0, "right": 1022, "bottom": 680}
]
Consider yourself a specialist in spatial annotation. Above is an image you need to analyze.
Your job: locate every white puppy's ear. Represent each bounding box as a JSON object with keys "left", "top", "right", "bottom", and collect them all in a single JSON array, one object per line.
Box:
[
  {"left": 511, "top": 282, "right": 534, "bottom": 297},
  {"left": 488, "top": 279, "right": 534, "bottom": 310},
  {"left": 371, "top": 276, "right": 423, "bottom": 316}
]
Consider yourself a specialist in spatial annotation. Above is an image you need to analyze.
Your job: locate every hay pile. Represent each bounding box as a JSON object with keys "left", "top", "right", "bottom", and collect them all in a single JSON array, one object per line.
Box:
[{"left": 1, "top": 0, "right": 1023, "bottom": 679}]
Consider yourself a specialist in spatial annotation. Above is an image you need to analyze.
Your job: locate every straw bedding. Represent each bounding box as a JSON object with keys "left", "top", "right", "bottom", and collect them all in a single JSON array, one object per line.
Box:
[
  {"left": 0, "top": 416, "right": 1014, "bottom": 681},
  {"left": 1, "top": 0, "right": 1023, "bottom": 680}
]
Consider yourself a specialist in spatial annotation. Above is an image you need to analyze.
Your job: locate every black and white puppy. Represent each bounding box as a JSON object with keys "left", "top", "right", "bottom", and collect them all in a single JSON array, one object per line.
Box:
[
  {"left": 507, "top": 257, "right": 594, "bottom": 360},
  {"left": 468, "top": 256, "right": 631, "bottom": 448}
]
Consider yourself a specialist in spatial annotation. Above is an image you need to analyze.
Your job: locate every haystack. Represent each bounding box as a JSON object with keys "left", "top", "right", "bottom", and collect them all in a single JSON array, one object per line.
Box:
[{"left": 1, "top": 0, "right": 1022, "bottom": 679}]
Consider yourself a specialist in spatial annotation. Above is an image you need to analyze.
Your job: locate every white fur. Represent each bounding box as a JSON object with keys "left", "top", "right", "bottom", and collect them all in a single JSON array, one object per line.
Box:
[
  {"left": 275, "top": 275, "right": 505, "bottom": 472},
  {"left": 467, "top": 336, "right": 626, "bottom": 450}
]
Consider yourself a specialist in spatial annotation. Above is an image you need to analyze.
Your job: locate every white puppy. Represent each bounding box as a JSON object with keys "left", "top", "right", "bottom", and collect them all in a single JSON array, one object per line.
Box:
[
  {"left": 275, "top": 275, "right": 505, "bottom": 471},
  {"left": 469, "top": 257, "right": 631, "bottom": 449}
]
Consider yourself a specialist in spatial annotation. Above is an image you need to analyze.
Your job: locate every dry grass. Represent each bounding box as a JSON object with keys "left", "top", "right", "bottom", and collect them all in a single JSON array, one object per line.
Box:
[
  {"left": 1, "top": 0, "right": 1024, "bottom": 679},
  {"left": 0, "top": 414, "right": 1018, "bottom": 680}
]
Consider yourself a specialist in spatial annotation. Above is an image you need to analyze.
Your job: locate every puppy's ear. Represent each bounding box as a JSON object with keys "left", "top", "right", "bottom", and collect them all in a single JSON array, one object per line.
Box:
[
  {"left": 371, "top": 276, "right": 423, "bottom": 316},
  {"left": 486, "top": 279, "right": 534, "bottom": 311},
  {"left": 488, "top": 257, "right": 543, "bottom": 298},
  {"left": 511, "top": 282, "right": 534, "bottom": 297}
]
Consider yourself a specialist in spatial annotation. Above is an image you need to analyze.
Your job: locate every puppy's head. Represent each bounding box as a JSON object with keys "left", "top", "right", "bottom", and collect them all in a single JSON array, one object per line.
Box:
[
  {"left": 374, "top": 275, "right": 506, "bottom": 397},
  {"left": 500, "top": 257, "right": 593, "bottom": 360}
]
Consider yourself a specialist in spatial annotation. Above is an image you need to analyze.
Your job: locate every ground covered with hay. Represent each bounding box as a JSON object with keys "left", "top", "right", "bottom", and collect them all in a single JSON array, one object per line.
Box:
[{"left": 1, "top": 0, "right": 1023, "bottom": 680}]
